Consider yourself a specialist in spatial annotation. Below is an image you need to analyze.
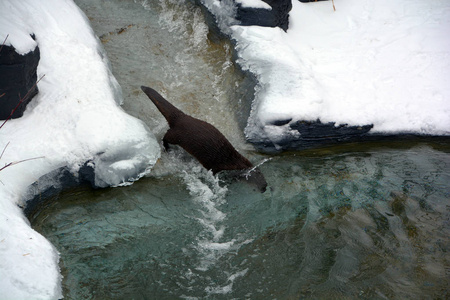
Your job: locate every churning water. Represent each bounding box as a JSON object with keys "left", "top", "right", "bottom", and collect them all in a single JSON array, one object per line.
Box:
[{"left": 30, "top": 0, "right": 449, "bottom": 299}]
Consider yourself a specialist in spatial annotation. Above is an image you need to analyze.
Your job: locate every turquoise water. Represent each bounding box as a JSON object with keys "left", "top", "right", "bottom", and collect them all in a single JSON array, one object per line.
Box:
[
  {"left": 31, "top": 143, "right": 450, "bottom": 299},
  {"left": 29, "top": 0, "right": 450, "bottom": 299}
]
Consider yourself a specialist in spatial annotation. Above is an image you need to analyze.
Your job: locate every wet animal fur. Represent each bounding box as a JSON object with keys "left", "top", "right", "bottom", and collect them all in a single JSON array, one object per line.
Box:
[{"left": 141, "top": 86, "right": 267, "bottom": 192}]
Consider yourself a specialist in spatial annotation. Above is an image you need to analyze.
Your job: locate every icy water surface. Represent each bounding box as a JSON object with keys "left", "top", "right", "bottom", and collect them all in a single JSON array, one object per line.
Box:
[{"left": 30, "top": 0, "right": 450, "bottom": 299}]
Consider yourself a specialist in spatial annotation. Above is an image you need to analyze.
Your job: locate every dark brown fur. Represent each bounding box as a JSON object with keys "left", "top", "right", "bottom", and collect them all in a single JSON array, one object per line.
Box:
[{"left": 141, "top": 86, "right": 267, "bottom": 192}]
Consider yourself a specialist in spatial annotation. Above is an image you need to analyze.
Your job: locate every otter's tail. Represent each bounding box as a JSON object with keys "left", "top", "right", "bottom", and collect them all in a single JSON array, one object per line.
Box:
[{"left": 141, "top": 86, "right": 184, "bottom": 127}]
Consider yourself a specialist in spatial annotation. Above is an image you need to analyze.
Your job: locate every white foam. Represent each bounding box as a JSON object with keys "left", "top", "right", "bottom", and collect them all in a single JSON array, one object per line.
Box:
[
  {"left": 205, "top": 268, "right": 248, "bottom": 295},
  {"left": 199, "top": 0, "right": 237, "bottom": 35},
  {"left": 181, "top": 167, "right": 234, "bottom": 271}
]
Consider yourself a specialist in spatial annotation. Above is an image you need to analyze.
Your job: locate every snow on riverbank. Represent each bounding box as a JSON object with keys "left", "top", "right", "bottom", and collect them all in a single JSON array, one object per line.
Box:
[
  {"left": 0, "top": 0, "right": 160, "bottom": 298},
  {"left": 1, "top": 0, "right": 449, "bottom": 297},
  {"left": 202, "top": 0, "right": 450, "bottom": 145}
]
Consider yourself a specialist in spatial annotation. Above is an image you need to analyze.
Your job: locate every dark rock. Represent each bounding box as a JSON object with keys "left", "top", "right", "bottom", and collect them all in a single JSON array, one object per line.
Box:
[
  {"left": 23, "top": 160, "right": 98, "bottom": 218},
  {"left": 249, "top": 120, "right": 374, "bottom": 153},
  {"left": 249, "top": 119, "right": 450, "bottom": 153},
  {"left": 270, "top": 118, "right": 292, "bottom": 126},
  {"left": 235, "top": 0, "right": 292, "bottom": 31},
  {"left": 0, "top": 36, "right": 40, "bottom": 120},
  {"left": 78, "top": 160, "right": 97, "bottom": 187},
  {"left": 289, "top": 120, "right": 373, "bottom": 140}
]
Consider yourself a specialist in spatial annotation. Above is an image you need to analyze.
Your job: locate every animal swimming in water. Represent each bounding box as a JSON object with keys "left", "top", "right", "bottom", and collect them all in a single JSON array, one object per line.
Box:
[{"left": 141, "top": 86, "right": 267, "bottom": 192}]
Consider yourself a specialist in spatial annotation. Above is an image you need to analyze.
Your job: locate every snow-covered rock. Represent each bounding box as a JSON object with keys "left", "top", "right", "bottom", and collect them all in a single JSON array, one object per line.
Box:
[
  {"left": 0, "top": 0, "right": 160, "bottom": 298},
  {"left": 235, "top": 0, "right": 292, "bottom": 31},
  {"left": 200, "top": 0, "right": 450, "bottom": 151}
]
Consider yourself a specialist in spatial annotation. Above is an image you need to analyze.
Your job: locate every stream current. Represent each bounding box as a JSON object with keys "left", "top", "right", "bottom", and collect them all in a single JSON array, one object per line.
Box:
[{"left": 30, "top": 0, "right": 449, "bottom": 299}]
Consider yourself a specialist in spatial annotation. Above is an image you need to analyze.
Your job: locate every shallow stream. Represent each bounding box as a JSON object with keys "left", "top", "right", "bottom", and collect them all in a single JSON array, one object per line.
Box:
[{"left": 30, "top": 0, "right": 449, "bottom": 299}]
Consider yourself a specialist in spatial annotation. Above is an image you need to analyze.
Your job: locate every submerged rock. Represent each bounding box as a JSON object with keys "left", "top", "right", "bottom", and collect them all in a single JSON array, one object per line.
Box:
[{"left": 0, "top": 36, "right": 40, "bottom": 120}]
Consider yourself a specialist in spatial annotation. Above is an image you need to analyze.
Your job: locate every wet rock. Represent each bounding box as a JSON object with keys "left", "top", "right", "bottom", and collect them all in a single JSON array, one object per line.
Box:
[
  {"left": 289, "top": 120, "right": 373, "bottom": 140},
  {"left": 250, "top": 120, "right": 374, "bottom": 153},
  {"left": 235, "top": 0, "right": 292, "bottom": 31},
  {"left": 23, "top": 161, "right": 98, "bottom": 218},
  {"left": 0, "top": 36, "right": 40, "bottom": 120}
]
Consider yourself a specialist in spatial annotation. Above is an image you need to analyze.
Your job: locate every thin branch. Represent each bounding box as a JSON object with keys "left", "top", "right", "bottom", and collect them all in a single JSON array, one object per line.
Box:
[
  {"left": 0, "top": 74, "right": 45, "bottom": 130},
  {"left": 0, "top": 36, "right": 46, "bottom": 174},
  {"left": 0, "top": 34, "right": 9, "bottom": 53},
  {"left": 0, "top": 156, "right": 45, "bottom": 172},
  {"left": 0, "top": 141, "right": 10, "bottom": 160}
]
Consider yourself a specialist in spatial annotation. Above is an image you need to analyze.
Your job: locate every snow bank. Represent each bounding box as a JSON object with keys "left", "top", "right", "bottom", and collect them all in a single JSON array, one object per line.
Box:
[
  {"left": 235, "top": 0, "right": 271, "bottom": 10},
  {"left": 201, "top": 0, "right": 450, "bottom": 146},
  {"left": 0, "top": 0, "right": 160, "bottom": 298}
]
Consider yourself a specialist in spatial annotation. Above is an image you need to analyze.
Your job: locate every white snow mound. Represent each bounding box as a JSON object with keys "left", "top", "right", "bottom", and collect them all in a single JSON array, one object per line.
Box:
[
  {"left": 0, "top": 0, "right": 160, "bottom": 298},
  {"left": 202, "top": 0, "right": 450, "bottom": 143}
]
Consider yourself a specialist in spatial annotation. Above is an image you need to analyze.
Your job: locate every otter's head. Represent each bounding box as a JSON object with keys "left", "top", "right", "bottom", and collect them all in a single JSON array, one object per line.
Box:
[{"left": 241, "top": 167, "right": 267, "bottom": 193}]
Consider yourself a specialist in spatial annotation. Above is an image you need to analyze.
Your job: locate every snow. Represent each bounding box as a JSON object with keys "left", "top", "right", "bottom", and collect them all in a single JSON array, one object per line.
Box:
[
  {"left": 0, "top": 0, "right": 160, "bottom": 298},
  {"left": 1, "top": 0, "right": 450, "bottom": 298},
  {"left": 235, "top": 0, "right": 272, "bottom": 10},
  {"left": 202, "top": 0, "right": 450, "bottom": 143}
]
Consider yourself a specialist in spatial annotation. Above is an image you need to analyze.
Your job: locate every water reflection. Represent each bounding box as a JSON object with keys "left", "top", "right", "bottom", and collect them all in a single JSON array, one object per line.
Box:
[{"left": 31, "top": 144, "right": 450, "bottom": 299}]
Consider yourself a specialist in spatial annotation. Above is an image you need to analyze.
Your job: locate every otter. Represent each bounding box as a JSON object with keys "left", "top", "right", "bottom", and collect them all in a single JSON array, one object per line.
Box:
[{"left": 141, "top": 86, "right": 267, "bottom": 192}]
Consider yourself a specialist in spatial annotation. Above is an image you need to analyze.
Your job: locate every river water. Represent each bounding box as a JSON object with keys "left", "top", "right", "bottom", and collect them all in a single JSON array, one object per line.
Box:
[{"left": 30, "top": 0, "right": 449, "bottom": 299}]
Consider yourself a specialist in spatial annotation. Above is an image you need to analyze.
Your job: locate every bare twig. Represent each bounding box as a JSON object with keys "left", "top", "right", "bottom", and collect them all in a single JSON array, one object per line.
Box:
[
  {"left": 313, "top": 0, "right": 335, "bottom": 11},
  {"left": 0, "top": 74, "right": 45, "bottom": 130},
  {"left": 0, "top": 141, "right": 45, "bottom": 173},
  {"left": 0, "top": 142, "right": 10, "bottom": 161},
  {"left": 0, "top": 156, "right": 46, "bottom": 172},
  {"left": 0, "top": 69, "right": 46, "bottom": 173},
  {"left": 0, "top": 34, "right": 9, "bottom": 53}
]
